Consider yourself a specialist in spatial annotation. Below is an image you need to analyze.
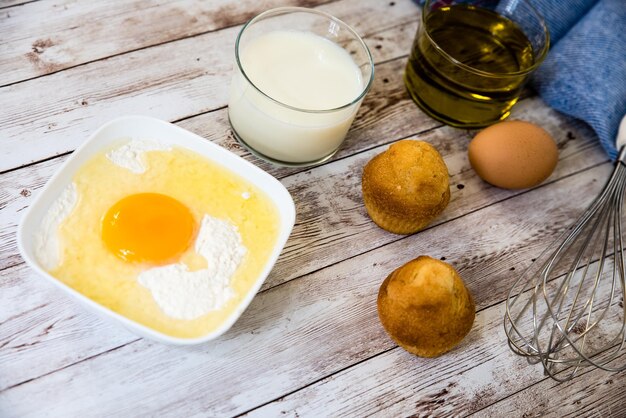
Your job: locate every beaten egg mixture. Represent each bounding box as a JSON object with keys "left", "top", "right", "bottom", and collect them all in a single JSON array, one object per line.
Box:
[{"left": 49, "top": 142, "right": 280, "bottom": 338}]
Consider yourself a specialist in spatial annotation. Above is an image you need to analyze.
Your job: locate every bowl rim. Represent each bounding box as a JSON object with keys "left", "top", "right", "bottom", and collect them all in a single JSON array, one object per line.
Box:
[{"left": 17, "top": 115, "right": 296, "bottom": 345}]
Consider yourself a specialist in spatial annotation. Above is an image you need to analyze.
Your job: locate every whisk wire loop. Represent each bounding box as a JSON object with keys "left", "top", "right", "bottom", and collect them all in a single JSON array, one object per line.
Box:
[{"left": 505, "top": 147, "right": 626, "bottom": 381}]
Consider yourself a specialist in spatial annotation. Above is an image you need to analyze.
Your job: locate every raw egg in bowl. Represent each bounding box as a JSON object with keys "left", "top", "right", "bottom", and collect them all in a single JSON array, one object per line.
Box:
[{"left": 17, "top": 116, "right": 295, "bottom": 345}]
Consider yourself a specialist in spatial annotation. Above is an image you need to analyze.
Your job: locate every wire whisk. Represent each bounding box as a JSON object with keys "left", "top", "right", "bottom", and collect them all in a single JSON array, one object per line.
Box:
[{"left": 504, "top": 115, "right": 626, "bottom": 382}]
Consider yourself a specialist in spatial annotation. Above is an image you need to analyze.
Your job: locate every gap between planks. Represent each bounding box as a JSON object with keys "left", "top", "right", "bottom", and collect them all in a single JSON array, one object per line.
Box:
[{"left": 0, "top": 0, "right": 38, "bottom": 10}]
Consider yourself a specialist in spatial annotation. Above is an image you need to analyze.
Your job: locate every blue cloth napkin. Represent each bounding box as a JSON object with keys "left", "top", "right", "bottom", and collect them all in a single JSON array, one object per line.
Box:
[{"left": 531, "top": 0, "right": 626, "bottom": 158}]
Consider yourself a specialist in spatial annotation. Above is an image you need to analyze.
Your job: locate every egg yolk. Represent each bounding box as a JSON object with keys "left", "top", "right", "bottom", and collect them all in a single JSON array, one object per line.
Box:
[{"left": 102, "top": 193, "right": 195, "bottom": 264}]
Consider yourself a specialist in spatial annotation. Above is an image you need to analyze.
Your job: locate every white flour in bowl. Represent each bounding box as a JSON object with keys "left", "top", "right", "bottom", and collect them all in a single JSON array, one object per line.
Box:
[
  {"left": 106, "top": 139, "right": 171, "bottom": 173},
  {"left": 34, "top": 183, "right": 78, "bottom": 270},
  {"left": 138, "top": 215, "right": 247, "bottom": 320}
]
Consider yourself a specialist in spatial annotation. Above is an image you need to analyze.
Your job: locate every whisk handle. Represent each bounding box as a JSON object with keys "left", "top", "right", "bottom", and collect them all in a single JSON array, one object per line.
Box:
[
  {"left": 615, "top": 114, "right": 626, "bottom": 162},
  {"left": 616, "top": 145, "right": 626, "bottom": 165}
]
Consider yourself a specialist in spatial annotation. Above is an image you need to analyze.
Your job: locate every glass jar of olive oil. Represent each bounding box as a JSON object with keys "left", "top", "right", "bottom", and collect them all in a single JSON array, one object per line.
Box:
[{"left": 405, "top": 0, "right": 549, "bottom": 128}]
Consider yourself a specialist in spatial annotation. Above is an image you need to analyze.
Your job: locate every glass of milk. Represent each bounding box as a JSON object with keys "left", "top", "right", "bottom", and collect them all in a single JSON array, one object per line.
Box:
[{"left": 228, "top": 7, "right": 374, "bottom": 167}]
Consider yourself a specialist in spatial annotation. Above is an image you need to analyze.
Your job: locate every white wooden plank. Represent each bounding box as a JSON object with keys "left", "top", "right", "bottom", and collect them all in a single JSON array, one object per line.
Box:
[
  {"left": 0, "top": 0, "right": 419, "bottom": 87},
  {"left": 0, "top": 0, "right": 335, "bottom": 86},
  {"left": 0, "top": 265, "right": 138, "bottom": 393},
  {"left": 0, "top": 0, "right": 36, "bottom": 9},
  {"left": 472, "top": 356, "right": 626, "bottom": 417},
  {"left": 244, "top": 277, "right": 625, "bottom": 417},
  {"left": 264, "top": 100, "right": 606, "bottom": 290},
  {"left": 0, "top": 95, "right": 608, "bottom": 279},
  {"left": 0, "top": 161, "right": 614, "bottom": 416},
  {"left": 3, "top": 0, "right": 623, "bottom": 414},
  {"left": 0, "top": 23, "right": 236, "bottom": 172},
  {"left": 0, "top": 0, "right": 420, "bottom": 172}
]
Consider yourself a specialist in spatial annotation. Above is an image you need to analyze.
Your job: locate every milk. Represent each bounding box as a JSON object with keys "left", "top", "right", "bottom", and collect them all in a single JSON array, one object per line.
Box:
[{"left": 228, "top": 30, "right": 365, "bottom": 164}]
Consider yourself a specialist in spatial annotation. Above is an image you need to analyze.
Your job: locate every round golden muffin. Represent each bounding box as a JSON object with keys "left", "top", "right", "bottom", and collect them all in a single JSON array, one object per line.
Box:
[
  {"left": 362, "top": 140, "right": 450, "bottom": 234},
  {"left": 377, "top": 256, "right": 475, "bottom": 358}
]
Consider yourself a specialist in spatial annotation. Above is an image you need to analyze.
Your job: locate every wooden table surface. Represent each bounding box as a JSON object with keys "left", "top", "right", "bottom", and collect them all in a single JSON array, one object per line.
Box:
[{"left": 1, "top": 0, "right": 625, "bottom": 416}]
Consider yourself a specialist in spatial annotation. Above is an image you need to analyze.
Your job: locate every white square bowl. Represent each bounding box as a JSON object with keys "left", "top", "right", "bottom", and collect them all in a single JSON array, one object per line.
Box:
[{"left": 17, "top": 115, "right": 296, "bottom": 345}]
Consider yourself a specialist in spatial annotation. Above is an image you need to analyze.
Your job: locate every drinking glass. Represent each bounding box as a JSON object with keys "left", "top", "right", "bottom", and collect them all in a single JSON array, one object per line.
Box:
[{"left": 228, "top": 7, "right": 375, "bottom": 167}]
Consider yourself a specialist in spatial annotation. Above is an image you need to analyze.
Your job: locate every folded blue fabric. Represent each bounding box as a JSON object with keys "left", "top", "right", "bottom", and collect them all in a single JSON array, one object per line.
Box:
[
  {"left": 531, "top": 0, "right": 626, "bottom": 158},
  {"left": 529, "top": 0, "right": 598, "bottom": 44}
]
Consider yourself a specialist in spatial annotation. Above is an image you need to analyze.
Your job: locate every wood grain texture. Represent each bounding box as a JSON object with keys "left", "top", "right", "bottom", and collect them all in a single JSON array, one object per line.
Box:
[
  {"left": 0, "top": 94, "right": 607, "bottom": 278},
  {"left": 0, "top": 0, "right": 335, "bottom": 86},
  {"left": 3, "top": 0, "right": 624, "bottom": 415},
  {"left": 244, "top": 274, "right": 625, "bottom": 418},
  {"left": 472, "top": 357, "right": 626, "bottom": 417},
  {"left": 0, "top": 55, "right": 429, "bottom": 273},
  {"left": 0, "top": 36, "right": 609, "bottom": 408},
  {"left": 0, "top": 265, "right": 138, "bottom": 394},
  {"left": 0, "top": 0, "right": 36, "bottom": 9},
  {"left": 0, "top": 67, "right": 606, "bottom": 269},
  {"left": 0, "top": 161, "right": 614, "bottom": 416},
  {"left": 0, "top": 0, "right": 419, "bottom": 172},
  {"left": 0, "top": 90, "right": 606, "bottom": 400}
]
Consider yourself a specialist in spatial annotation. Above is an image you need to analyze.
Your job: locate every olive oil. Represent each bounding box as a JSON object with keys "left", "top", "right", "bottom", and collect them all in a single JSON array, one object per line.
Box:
[{"left": 405, "top": 4, "right": 536, "bottom": 127}]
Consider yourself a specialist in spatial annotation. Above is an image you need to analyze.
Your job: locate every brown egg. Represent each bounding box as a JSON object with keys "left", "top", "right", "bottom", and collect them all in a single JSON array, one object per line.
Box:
[{"left": 468, "top": 120, "right": 558, "bottom": 189}]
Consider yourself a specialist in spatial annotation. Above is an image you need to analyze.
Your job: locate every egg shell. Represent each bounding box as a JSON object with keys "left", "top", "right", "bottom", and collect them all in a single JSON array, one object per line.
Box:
[{"left": 468, "top": 120, "right": 559, "bottom": 189}]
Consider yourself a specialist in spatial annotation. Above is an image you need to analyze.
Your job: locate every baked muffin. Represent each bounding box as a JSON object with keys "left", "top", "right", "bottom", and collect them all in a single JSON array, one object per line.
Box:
[
  {"left": 362, "top": 140, "right": 450, "bottom": 234},
  {"left": 377, "top": 256, "right": 475, "bottom": 357}
]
